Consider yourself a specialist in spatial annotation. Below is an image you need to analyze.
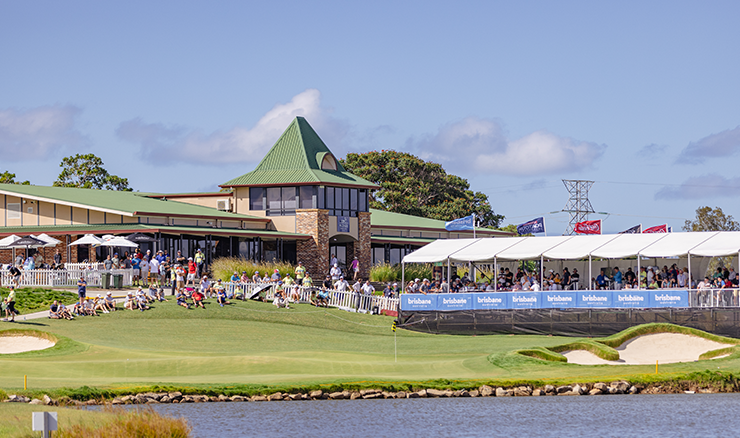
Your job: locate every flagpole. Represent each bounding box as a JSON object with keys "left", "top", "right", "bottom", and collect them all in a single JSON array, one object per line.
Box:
[{"left": 473, "top": 214, "right": 476, "bottom": 239}]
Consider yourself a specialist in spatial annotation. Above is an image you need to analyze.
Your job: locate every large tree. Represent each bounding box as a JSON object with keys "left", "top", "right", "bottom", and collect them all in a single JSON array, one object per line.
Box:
[
  {"left": 0, "top": 171, "right": 30, "bottom": 185},
  {"left": 683, "top": 206, "right": 740, "bottom": 232},
  {"left": 341, "top": 150, "right": 504, "bottom": 228},
  {"left": 53, "top": 153, "right": 132, "bottom": 191}
]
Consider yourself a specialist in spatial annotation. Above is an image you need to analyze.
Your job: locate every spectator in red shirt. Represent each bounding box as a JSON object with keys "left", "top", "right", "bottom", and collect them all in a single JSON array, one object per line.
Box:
[{"left": 186, "top": 258, "right": 197, "bottom": 287}]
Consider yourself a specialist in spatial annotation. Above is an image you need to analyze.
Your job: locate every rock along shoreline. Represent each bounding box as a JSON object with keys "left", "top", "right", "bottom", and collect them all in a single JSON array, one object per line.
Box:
[{"left": 4, "top": 380, "right": 734, "bottom": 406}]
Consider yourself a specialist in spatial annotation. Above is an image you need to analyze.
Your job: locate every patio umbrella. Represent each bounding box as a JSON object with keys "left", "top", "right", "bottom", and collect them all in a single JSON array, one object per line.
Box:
[
  {"left": 0, "top": 235, "right": 21, "bottom": 248},
  {"left": 125, "top": 232, "right": 157, "bottom": 243},
  {"left": 35, "top": 233, "right": 62, "bottom": 247},
  {"left": 7, "top": 236, "right": 47, "bottom": 248},
  {"left": 99, "top": 236, "right": 139, "bottom": 248},
  {"left": 69, "top": 234, "right": 104, "bottom": 246}
]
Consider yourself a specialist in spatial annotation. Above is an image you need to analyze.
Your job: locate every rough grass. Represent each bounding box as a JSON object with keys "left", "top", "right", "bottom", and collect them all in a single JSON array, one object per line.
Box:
[
  {"left": 596, "top": 323, "right": 740, "bottom": 348},
  {"left": 548, "top": 341, "right": 620, "bottom": 361},
  {"left": 699, "top": 346, "right": 740, "bottom": 361},
  {"left": 0, "top": 404, "right": 189, "bottom": 438},
  {"left": 0, "top": 287, "right": 78, "bottom": 313},
  {"left": 515, "top": 347, "right": 567, "bottom": 362}
]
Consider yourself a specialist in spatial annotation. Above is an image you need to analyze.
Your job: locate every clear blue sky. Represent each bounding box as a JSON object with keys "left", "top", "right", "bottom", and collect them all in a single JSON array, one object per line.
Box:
[{"left": 2, "top": 1, "right": 738, "bottom": 234}]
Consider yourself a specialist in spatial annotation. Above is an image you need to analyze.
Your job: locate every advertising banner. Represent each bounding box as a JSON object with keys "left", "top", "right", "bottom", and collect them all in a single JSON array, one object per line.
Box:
[
  {"left": 509, "top": 292, "right": 540, "bottom": 309},
  {"left": 437, "top": 294, "right": 473, "bottom": 311},
  {"left": 577, "top": 290, "right": 613, "bottom": 308},
  {"left": 445, "top": 215, "right": 475, "bottom": 231},
  {"left": 517, "top": 217, "right": 545, "bottom": 235},
  {"left": 541, "top": 291, "right": 577, "bottom": 308},
  {"left": 472, "top": 293, "right": 508, "bottom": 310},
  {"left": 613, "top": 290, "right": 651, "bottom": 308},
  {"left": 401, "top": 294, "right": 437, "bottom": 311},
  {"left": 650, "top": 290, "right": 688, "bottom": 307},
  {"left": 574, "top": 220, "right": 601, "bottom": 235}
]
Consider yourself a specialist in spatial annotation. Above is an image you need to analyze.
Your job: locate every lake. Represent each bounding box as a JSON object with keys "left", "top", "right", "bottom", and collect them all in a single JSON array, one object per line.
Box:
[{"left": 116, "top": 393, "right": 736, "bottom": 437}]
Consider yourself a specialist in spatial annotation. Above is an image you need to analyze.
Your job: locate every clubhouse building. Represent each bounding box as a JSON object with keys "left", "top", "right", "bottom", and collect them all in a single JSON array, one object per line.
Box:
[{"left": 0, "top": 117, "right": 509, "bottom": 278}]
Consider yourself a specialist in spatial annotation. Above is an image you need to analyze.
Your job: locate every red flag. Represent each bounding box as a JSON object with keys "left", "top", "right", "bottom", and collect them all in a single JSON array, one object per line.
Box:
[
  {"left": 642, "top": 224, "right": 667, "bottom": 234},
  {"left": 574, "top": 220, "right": 601, "bottom": 234}
]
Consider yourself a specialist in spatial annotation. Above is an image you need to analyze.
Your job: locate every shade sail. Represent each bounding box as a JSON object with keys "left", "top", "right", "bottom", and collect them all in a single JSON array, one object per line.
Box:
[
  {"left": 449, "top": 237, "right": 528, "bottom": 262},
  {"left": 638, "top": 232, "right": 718, "bottom": 258},
  {"left": 495, "top": 236, "right": 574, "bottom": 260},
  {"left": 586, "top": 233, "right": 669, "bottom": 259},
  {"left": 402, "top": 238, "right": 479, "bottom": 263},
  {"left": 689, "top": 232, "right": 740, "bottom": 257},
  {"left": 542, "top": 234, "right": 621, "bottom": 260}
]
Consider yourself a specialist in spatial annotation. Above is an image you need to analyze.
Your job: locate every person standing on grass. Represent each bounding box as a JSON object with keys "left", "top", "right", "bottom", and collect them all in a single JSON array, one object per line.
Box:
[
  {"left": 77, "top": 275, "right": 87, "bottom": 307},
  {"left": 9, "top": 264, "right": 21, "bottom": 288},
  {"left": 351, "top": 257, "right": 360, "bottom": 281},
  {"left": 294, "top": 262, "right": 306, "bottom": 285},
  {"left": 53, "top": 249, "right": 62, "bottom": 267},
  {"left": 5, "top": 287, "right": 18, "bottom": 322},
  {"left": 149, "top": 256, "right": 160, "bottom": 288},
  {"left": 194, "top": 249, "right": 205, "bottom": 278},
  {"left": 330, "top": 263, "right": 341, "bottom": 282},
  {"left": 139, "top": 256, "right": 149, "bottom": 287}
]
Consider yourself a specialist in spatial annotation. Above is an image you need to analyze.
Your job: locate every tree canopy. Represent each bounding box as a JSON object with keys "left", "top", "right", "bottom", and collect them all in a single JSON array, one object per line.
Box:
[
  {"left": 0, "top": 171, "right": 30, "bottom": 185},
  {"left": 341, "top": 150, "right": 504, "bottom": 228},
  {"left": 683, "top": 206, "right": 740, "bottom": 232},
  {"left": 53, "top": 153, "right": 132, "bottom": 191}
]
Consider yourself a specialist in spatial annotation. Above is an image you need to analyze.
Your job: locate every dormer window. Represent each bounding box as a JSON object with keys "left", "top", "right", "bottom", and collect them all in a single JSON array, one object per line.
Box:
[{"left": 320, "top": 153, "right": 338, "bottom": 171}]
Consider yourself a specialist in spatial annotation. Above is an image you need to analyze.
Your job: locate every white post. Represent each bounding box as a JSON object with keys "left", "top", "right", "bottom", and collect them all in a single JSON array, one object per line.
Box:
[
  {"left": 588, "top": 255, "right": 592, "bottom": 291},
  {"left": 401, "top": 262, "right": 405, "bottom": 293},
  {"left": 494, "top": 258, "right": 498, "bottom": 292},
  {"left": 540, "top": 255, "right": 544, "bottom": 289},
  {"left": 637, "top": 255, "right": 641, "bottom": 290}
]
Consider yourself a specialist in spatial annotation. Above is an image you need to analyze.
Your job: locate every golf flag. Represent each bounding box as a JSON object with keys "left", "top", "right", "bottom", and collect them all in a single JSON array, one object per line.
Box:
[
  {"left": 620, "top": 224, "right": 642, "bottom": 234},
  {"left": 445, "top": 215, "right": 475, "bottom": 231},
  {"left": 643, "top": 224, "right": 668, "bottom": 234},
  {"left": 517, "top": 217, "right": 546, "bottom": 235},
  {"left": 574, "top": 220, "right": 602, "bottom": 234}
]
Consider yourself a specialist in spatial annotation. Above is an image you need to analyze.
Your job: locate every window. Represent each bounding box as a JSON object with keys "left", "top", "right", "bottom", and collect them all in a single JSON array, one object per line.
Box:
[
  {"left": 318, "top": 186, "right": 325, "bottom": 209},
  {"left": 267, "top": 188, "right": 281, "bottom": 211},
  {"left": 7, "top": 203, "right": 20, "bottom": 220},
  {"left": 326, "top": 187, "right": 334, "bottom": 209},
  {"left": 359, "top": 189, "right": 367, "bottom": 212},
  {"left": 282, "top": 187, "right": 297, "bottom": 210},
  {"left": 321, "top": 154, "right": 338, "bottom": 170},
  {"left": 350, "top": 189, "right": 357, "bottom": 211},
  {"left": 249, "top": 188, "right": 264, "bottom": 210},
  {"left": 299, "top": 186, "right": 316, "bottom": 209}
]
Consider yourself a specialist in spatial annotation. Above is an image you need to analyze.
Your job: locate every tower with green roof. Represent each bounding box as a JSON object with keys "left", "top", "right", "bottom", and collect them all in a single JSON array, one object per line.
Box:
[{"left": 222, "top": 117, "right": 377, "bottom": 279}]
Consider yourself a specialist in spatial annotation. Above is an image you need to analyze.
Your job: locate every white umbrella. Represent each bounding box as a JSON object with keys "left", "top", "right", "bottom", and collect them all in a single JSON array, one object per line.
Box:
[
  {"left": 99, "top": 236, "right": 139, "bottom": 248},
  {"left": 0, "top": 235, "right": 21, "bottom": 248},
  {"left": 69, "top": 234, "right": 104, "bottom": 246},
  {"left": 32, "top": 233, "right": 62, "bottom": 248}
]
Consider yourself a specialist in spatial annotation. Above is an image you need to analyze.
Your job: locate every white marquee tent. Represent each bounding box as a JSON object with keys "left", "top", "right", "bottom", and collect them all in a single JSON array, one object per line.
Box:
[{"left": 401, "top": 232, "right": 740, "bottom": 290}]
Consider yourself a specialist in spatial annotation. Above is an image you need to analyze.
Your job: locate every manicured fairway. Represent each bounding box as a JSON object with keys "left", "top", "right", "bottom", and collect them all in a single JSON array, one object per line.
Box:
[{"left": 1, "top": 299, "right": 739, "bottom": 392}]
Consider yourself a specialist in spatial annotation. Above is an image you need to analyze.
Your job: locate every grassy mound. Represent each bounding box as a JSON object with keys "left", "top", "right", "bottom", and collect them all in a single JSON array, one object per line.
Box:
[
  {"left": 699, "top": 346, "right": 740, "bottom": 361},
  {"left": 596, "top": 323, "right": 740, "bottom": 348},
  {"left": 548, "top": 341, "right": 620, "bottom": 361},
  {"left": 0, "top": 287, "right": 78, "bottom": 314},
  {"left": 0, "top": 328, "right": 88, "bottom": 357},
  {"left": 515, "top": 347, "right": 567, "bottom": 362}
]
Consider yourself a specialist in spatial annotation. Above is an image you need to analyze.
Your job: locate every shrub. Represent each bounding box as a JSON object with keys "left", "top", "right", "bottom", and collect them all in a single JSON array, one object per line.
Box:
[
  {"left": 210, "top": 258, "right": 296, "bottom": 282},
  {"left": 0, "top": 388, "right": 7, "bottom": 401},
  {"left": 0, "top": 287, "right": 77, "bottom": 313},
  {"left": 57, "top": 406, "right": 191, "bottom": 438},
  {"left": 369, "top": 264, "right": 397, "bottom": 283}
]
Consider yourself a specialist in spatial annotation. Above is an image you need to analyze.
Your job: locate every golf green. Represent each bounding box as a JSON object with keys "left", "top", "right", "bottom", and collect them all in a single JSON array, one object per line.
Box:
[{"left": 1, "top": 299, "right": 739, "bottom": 392}]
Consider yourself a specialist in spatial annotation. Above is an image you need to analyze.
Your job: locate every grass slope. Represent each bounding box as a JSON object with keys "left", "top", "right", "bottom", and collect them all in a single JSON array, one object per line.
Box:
[{"left": 2, "top": 300, "right": 740, "bottom": 393}]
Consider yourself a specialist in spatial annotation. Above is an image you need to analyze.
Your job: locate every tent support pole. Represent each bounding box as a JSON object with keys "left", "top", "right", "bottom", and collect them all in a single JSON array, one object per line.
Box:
[
  {"left": 540, "top": 255, "right": 544, "bottom": 290},
  {"left": 588, "top": 255, "right": 592, "bottom": 291},
  {"left": 401, "top": 262, "right": 405, "bottom": 293},
  {"left": 447, "top": 258, "right": 450, "bottom": 288},
  {"left": 494, "top": 258, "right": 498, "bottom": 291},
  {"left": 637, "top": 256, "right": 641, "bottom": 290}
]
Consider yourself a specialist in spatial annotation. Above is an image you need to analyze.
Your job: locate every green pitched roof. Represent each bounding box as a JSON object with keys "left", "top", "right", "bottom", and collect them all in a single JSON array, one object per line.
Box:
[
  {"left": 221, "top": 117, "right": 378, "bottom": 189},
  {"left": 0, "top": 184, "right": 266, "bottom": 221}
]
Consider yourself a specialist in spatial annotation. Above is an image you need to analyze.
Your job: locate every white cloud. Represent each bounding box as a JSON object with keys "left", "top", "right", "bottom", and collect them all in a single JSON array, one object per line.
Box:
[
  {"left": 0, "top": 105, "right": 86, "bottom": 161},
  {"left": 412, "top": 117, "right": 606, "bottom": 176},
  {"left": 655, "top": 174, "right": 740, "bottom": 200},
  {"left": 676, "top": 125, "right": 740, "bottom": 164},
  {"left": 638, "top": 143, "right": 668, "bottom": 157},
  {"left": 116, "top": 89, "right": 350, "bottom": 164}
]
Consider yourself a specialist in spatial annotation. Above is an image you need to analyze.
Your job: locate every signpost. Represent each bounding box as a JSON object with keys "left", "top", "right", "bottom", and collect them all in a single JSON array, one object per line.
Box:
[{"left": 32, "top": 412, "right": 57, "bottom": 438}]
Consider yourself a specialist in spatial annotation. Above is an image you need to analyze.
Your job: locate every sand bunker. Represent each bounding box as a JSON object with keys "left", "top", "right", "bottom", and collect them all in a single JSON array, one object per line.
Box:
[
  {"left": 563, "top": 333, "right": 731, "bottom": 365},
  {"left": 0, "top": 336, "right": 55, "bottom": 354}
]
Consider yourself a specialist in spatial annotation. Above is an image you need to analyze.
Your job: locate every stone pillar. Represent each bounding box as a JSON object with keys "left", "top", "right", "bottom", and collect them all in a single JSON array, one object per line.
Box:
[
  {"left": 357, "top": 212, "right": 372, "bottom": 280},
  {"left": 296, "top": 209, "right": 329, "bottom": 279}
]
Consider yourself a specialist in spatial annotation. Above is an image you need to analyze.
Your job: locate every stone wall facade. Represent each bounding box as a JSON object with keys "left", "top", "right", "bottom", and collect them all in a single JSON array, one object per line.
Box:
[
  {"left": 296, "top": 209, "right": 329, "bottom": 279},
  {"left": 356, "top": 212, "right": 372, "bottom": 280}
]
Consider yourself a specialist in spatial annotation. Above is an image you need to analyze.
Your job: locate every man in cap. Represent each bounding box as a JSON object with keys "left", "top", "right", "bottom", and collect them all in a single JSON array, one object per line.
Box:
[
  {"left": 186, "top": 257, "right": 197, "bottom": 287},
  {"left": 271, "top": 269, "right": 281, "bottom": 282},
  {"left": 194, "top": 248, "right": 205, "bottom": 277},
  {"left": 104, "top": 291, "right": 116, "bottom": 311},
  {"left": 294, "top": 262, "right": 306, "bottom": 285},
  {"left": 330, "top": 263, "right": 341, "bottom": 281},
  {"left": 252, "top": 270, "right": 261, "bottom": 283},
  {"left": 334, "top": 275, "right": 349, "bottom": 292}
]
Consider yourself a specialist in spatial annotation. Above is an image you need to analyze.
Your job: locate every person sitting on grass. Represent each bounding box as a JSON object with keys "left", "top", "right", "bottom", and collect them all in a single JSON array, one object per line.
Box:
[
  {"left": 192, "top": 289, "right": 206, "bottom": 308},
  {"left": 316, "top": 287, "right": 329, "bottom": 307},
  {"left": 290, "top": 284, "right": 301, "bottom": 303},
  {"left": 216, "top": 284, "right": 231, "bottom": 307},
  {"left": 136, "top": 290, "right": 150, "bottom": 312},
  {"left": 49, "top": 300, "right": 62, "bottom": 319},
  {"left": 176, "top": 290, "right": 191, "bottom": 309},
  {"left": 124, "top": 292, "right": 137, "bottom": 311},
  {"left": 156, "top": 287, "right": 168, "bottom": 302},
  {"left": 309, "top": 289, "right": 318, "bottom": 306},
  {"left": 273, "top": 282, "right": 289, "bottom": 309},
  {"left": 200, "top": 275, "right": 213, "bottom": 298},
  {"left": 58, "top": 303, "right": 74, "bottom": 320},
  {"left": 104, "top": 292, "right": 116, "bottom": 311},
  {"left": 94, "top": 294, "right": 109, "bottom": 314}
]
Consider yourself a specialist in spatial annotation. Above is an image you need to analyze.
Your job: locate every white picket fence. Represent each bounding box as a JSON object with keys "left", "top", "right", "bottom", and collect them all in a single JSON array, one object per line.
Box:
[
  {"left": 222, "top": 281, "right": 399, "bottom": 314},
  {"left": 65, "top": 262, "right": 106, "bottom": 270},
  {"left": 1, "top": 269, "right": 134, "bottom": 288}
]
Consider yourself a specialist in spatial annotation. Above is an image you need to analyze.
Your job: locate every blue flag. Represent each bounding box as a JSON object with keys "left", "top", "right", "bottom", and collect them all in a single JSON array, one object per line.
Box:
[
  {"left": 445, "top": 215, "right": 475, "bottom": 231},
  {"left": 517, "top": 217, "right": 545, "bottom": 235}
]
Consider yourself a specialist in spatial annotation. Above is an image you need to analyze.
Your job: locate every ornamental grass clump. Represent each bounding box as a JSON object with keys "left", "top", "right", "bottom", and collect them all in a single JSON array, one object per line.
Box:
[
  {"left": 210, "top": 258, "right": 295, "bottom": 282},
  {"left": 56, "top": 406, "right": 191, "bottom": 438}
]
